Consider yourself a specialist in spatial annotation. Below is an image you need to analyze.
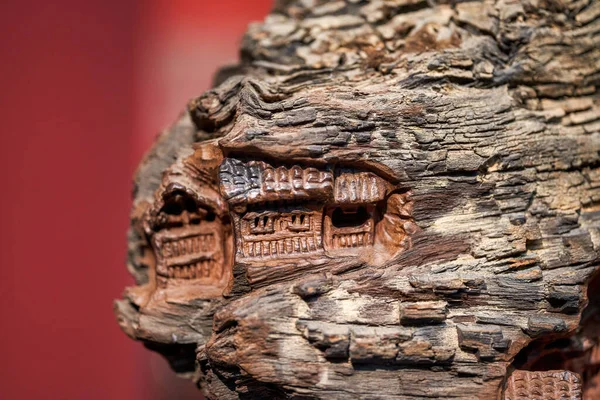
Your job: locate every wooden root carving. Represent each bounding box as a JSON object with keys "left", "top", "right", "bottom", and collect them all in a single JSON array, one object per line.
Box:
[{"left": 115, "top": 0, "right": 600, "bottom": 398}]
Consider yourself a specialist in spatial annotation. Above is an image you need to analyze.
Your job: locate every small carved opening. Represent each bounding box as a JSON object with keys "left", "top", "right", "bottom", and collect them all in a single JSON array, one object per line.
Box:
[
  {"left": 324, "top": 204, "right": 376, "bottom": 251},
  {"left": 205, "top": 211, "right": 216, "bottom": 222},
  {"left": 162, "top": 191, "right": 197, "bottom": 215},
  {"left": 249, "top": 214, "right": 276, "bottom": 235},
  {"left": 154, "top": 191, "right": 213, "bottom": 231},
  {"left": 331, "top": 206, "right": 371, "bottom": 228},
  {"left": 289, "top": 212, "right": 311, "bottom": 232}
]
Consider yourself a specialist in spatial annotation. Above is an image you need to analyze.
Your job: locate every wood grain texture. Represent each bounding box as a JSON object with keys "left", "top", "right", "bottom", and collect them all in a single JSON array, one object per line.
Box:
[{"left": 115, "top": 0, "right": 600, "bottom": 398}]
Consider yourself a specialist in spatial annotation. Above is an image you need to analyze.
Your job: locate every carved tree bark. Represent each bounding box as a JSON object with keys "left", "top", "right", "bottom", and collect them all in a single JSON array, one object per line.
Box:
[{"left": 115, "top": 1, "right": 600, "bottom": 399}]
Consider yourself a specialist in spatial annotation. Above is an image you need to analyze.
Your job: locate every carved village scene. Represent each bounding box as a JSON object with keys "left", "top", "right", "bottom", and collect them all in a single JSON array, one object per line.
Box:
[{"left": 115, "top": 0, "right": 600, "bottom": 399}]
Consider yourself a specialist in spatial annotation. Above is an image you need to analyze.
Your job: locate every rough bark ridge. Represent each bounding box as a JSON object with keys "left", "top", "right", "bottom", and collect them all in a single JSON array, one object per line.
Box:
[{"left": 115, "top": 0, "right": 600, "bottom": 399}]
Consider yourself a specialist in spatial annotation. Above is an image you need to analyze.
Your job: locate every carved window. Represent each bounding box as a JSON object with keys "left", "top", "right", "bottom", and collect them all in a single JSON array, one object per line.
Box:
[
  {"left": 153, "top": 190, "right": 214, "bottom": 231},
  {"left": 324, "top": 204, "right": 376, "bottom": 250},
  {"left": 249, "top": 214, "right": 276, "bottom": 234},
  {"left": 330, "top": 206, "right": 371, "bottom": 229},
  {"left": 288, "top": 213, "right": 311, "bottom": 232}
]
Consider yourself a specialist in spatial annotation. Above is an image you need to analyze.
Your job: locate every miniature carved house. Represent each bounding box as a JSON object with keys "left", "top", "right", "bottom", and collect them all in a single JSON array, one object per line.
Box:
[
  {"left": 219, "top": 159, "right": 332, "bottom": 260},
  {"left": 144, "top": 145, "right": 233, "bottom": 297},
  {"left": 219, "top": 159, "right": 398, "bottom": 263},
  {"left": 324, "top": 170, "right": 391, "bottom": 251},
  {"left": 150, "top": 185, "right": 227, "bottom": 284}
]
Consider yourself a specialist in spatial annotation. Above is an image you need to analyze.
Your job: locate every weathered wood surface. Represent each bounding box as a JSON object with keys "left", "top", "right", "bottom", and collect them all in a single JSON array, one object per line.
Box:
[{"left": 115, "top": 0, "right": 600, "bottom": 398}]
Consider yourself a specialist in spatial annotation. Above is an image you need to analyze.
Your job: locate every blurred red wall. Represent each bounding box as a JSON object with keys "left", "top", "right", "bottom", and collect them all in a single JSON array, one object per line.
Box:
[
  {"left": 134, "top": 0, "right": 273, "bottom": 159},
  {"left": 0, "top": 0, "right": 270, "bottom": 399},
  {"left": 0, "top": 1, "right": 140, "bottom": 399}
]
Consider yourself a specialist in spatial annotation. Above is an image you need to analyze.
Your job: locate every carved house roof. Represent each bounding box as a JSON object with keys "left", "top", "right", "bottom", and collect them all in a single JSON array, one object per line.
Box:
[
  {"left": 219, "top": 158, "right": 334, "bottom": 206},
  {"left": 334, "top": 170, "right": 393, "bottom": 204},
  {"left": 220, "top": 158, "right": 393, "bottom": 208}
]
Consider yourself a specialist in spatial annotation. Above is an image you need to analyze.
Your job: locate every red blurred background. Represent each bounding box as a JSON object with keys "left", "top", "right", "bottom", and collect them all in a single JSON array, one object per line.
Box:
[{"left": 0, "top": 1, "right": 271, "bottom": 398}]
